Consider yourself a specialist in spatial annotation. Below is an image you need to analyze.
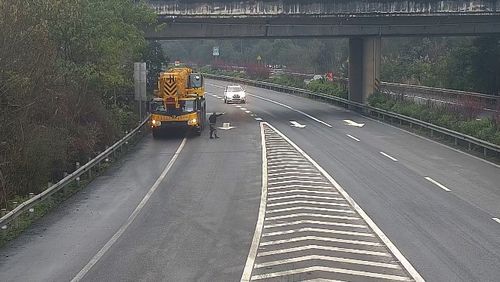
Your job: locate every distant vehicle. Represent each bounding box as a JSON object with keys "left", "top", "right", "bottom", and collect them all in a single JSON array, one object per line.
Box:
[
  {"left": 312, "top": 74, "right": 324, "bottom": 81},
  {"left": 224, "top": 85, "right": 246, "bottom": 104},
  {"left": 305, "top": 74, "right": 325, "bottom": 85}
]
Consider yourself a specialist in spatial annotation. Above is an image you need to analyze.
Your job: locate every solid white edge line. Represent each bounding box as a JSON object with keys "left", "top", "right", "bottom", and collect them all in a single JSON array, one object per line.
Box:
[
  {"left": 71, "top": 138, "right": 188, "bottom": 282},
  {"left": 240, "top": 122, "right": 268, "bottom": 282},
  {"left": 262, "top": 122, "right": 425, "bottom": 282},
  {"left": 493, "top": 217, "right": 500, "bottom": 224},
  {"left": 347, "top": 134, "right": 361, "bottom": 142},
  {"left": 208, "top": 80, "right": 500, "bottom": 170},
  {"left": 380, "top": 151, "right": 398, "bottom": 162},
  {"left": 424, "top": 177, "right": 451, "bottom": 192},
  {"left": 363, "top": 115, "right": 500, "bottom": 169},
  {"left": 207, "top": 82, "right": 332, "bottom": 128}
]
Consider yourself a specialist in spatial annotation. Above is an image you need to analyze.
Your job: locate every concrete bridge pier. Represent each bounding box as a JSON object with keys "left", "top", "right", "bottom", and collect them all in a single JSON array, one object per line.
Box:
[{"left": 348, "top": 37, "right": 381, "bottom": 106}]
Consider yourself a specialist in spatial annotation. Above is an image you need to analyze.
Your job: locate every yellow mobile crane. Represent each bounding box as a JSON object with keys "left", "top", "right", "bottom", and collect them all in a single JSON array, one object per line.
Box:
[{"left": 150, "top": 67, "right": 206, "bottom": 137}]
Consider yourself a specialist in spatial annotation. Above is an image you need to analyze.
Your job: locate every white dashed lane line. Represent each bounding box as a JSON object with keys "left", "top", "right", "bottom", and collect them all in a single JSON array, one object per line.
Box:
[
  {"left": 380, "top": 151, "right": 398, "bottom": 162},
  {"left": 207, "top": 91, "right": 263, "bottom": 121},
  {"left": 493, "top": 218, "right": 500, "bottom": 224},
  {"left": 424, "top": 177, "right": 451, "bottom": 192},
  {"left": 346, "top": 134, "right": 360, "bottom": 142},
  {"left": 249, "top": 93, "right": 333, "bottom": 128}
]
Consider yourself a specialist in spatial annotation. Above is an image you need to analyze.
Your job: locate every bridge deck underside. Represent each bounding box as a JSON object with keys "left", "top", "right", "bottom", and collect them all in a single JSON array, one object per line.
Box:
[{"left": 147, "top": 15, "right": 500, "bottom": 39}]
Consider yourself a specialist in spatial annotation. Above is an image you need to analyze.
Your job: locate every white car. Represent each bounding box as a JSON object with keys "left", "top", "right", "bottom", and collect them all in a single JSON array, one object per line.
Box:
[{"left": 224, "top": 85, "right": 246, "bottom": 104}]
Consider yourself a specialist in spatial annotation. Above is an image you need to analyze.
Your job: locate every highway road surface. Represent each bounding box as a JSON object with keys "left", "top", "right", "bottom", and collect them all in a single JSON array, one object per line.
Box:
[{"left": 1, "top": 78, "right": 500, "bottom": 281}]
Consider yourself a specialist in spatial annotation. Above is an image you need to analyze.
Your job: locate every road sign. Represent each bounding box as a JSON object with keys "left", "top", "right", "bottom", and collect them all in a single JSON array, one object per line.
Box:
[
  {"left": 213, "top": 46, "right": 220, "bottom": 57},
  {"left": 174, "top": 60, "right": 180, "bottom": 66}
]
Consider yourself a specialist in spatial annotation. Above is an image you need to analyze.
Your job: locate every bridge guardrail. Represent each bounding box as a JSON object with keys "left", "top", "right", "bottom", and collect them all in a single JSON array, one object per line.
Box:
[
  {"left": 0, "top": 115, "right": 151, "bottom": 229},
  {"left": 205, "top": 73, "right": 500, "bottom": 158}
]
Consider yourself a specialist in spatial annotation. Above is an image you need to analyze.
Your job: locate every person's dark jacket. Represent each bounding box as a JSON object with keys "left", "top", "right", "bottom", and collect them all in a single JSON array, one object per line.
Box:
[{"left": 209, "top": 113, "right": 224, "bottom": 124}]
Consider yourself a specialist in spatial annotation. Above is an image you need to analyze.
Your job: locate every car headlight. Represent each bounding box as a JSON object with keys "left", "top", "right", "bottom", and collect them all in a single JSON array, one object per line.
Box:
[
  {"left": 188, "top": 118, "right": 197, "bottom": 125},
  {"left": 152, "top": 120, "right": 161, "bottom": 126},
  {"left": 240, "top": 92, "right": 246, "bottom": 97}
]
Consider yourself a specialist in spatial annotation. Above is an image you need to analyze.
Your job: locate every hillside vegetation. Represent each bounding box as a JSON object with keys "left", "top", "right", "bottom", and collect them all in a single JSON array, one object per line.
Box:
[{"left": 0, "top": 0, "right": 158, "bottom": 205}]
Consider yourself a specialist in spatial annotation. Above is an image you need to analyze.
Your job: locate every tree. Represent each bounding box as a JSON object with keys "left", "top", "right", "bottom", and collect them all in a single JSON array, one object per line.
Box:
[
  {"left": 0, "top": 0, "right": 156, "bottom": 205},
  {"left": 469, "top": 36, "right": 500, "bottom": 95},
  {"left": 144, "top": 41, "right": 168, "bottom": 91}
]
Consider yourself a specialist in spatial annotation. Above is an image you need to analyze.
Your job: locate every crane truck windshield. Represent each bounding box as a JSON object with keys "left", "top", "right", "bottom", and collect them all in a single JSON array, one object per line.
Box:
[{"left": 151, "top": 100, "right": 196, "bottom": 115}]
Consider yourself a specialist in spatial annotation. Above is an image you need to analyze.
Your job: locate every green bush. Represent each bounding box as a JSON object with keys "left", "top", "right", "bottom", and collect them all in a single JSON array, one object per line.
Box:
[
  {"left": 368, "top": 92, "right": 500, "bottom": 145},
  {"left": 267, "top": 75, "right": 305, "bottom": 88},
  {"left": 306, "top": 80, "right": 347, "bottom": 99},
  {"left": 436, "top": 114, "right": 459, "bottom": 128}
]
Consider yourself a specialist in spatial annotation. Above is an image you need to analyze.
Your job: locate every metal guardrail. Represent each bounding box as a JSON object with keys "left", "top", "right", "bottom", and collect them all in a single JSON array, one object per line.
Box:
[
  {"left": 205, "top": 73, "right": 500, "bottom": 158},
  {"left": 0, "top": 115, "right": 151, "bottom": 229},
  {"left": 270, "top": 69, "right": 500, "bottom": 108},
  {"left": 330, "top": 77, "right": 499, "bottom": 109},
  {"left": 213, "top": 66, "right": 499, "bottom": 108}
]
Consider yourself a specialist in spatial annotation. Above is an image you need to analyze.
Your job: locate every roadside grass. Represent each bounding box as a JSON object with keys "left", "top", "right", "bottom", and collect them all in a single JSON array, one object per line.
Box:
[
  {"left": 0, "top": 129, "right": 147, "bottom": 247},
  {"left": 368, "top": 92, "right": 500, "bottom": 146}
]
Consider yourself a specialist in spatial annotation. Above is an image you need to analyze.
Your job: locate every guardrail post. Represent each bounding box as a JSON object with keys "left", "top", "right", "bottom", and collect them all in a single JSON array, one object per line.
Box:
[
  {"left": 454, "top": 137, "right": 458, "bottom": 146},
  {"left": 1, "top": 208, "right": 7, "bottom": 240},
  {"left": 484, "top": 147, "right": 487, "bottom": 157},
  {"left": 124, "top": 131, "right": 129, "bottom": 149},
  {"left": 28, "top": 193, "right": 35, "bottom": 219},
  {"left": 96, "top": 152, "right": 101, "bottom": 171},
  {"left": 468, "top": 142, "right": 472, "bottom": 150},
  {"left": 11, "top": 201, "right": 19, "bottom": 229},
  {"left": 87, "top": 157, "right": 92, "bottom": 179},
  {"left": 75, "top": 162, "right": 81, "bottom": 186}
]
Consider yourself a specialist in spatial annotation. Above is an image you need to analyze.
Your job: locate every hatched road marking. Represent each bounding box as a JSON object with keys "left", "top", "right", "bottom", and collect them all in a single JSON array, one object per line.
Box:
[
  {"left": 251, "top": 266, "right": 411, "bottom": 281},
  {"left": 255, "top": 254, "right": 400, "bottom": 269},
  {"left": 240, "top": 122, "right": 424, "bottom": 282}
]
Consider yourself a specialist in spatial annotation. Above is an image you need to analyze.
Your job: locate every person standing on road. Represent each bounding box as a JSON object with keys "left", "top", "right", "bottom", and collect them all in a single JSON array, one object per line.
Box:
[{"left": 209, "top": 112, "right": 224, "bottom": 139}]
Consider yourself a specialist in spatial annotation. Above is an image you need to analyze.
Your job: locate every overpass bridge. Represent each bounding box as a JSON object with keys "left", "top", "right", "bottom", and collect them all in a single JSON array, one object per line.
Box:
[{"left": 145, "top": 0, "right": 500, "bottom": 104}]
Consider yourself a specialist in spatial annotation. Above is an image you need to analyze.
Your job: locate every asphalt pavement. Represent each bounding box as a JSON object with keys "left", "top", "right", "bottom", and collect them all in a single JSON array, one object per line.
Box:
[
  {"left": 1, "top": 79, "right": 499, "bottom": 281},
  {"left": 206, "top": 79, "right": 500, "bottom": 281}
]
